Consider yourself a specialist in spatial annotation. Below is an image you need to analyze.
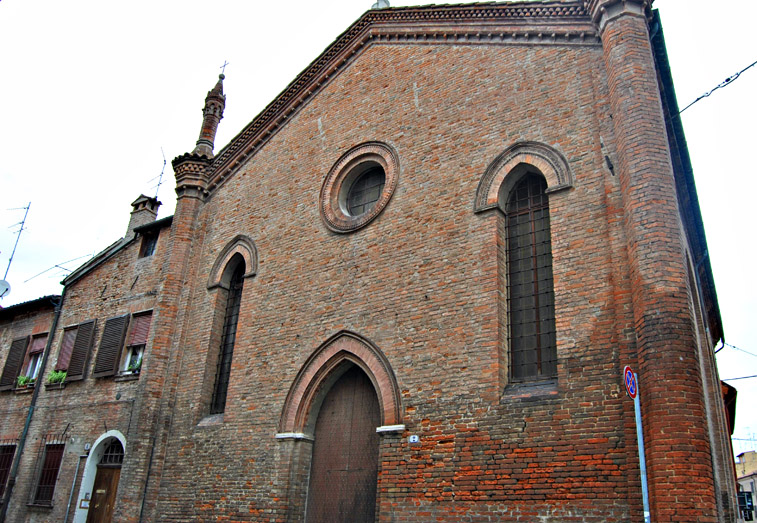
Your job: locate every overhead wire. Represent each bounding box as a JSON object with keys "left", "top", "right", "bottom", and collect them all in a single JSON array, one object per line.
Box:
[{"left": 676, "top": 58, "right": 757, "bottom": 116}]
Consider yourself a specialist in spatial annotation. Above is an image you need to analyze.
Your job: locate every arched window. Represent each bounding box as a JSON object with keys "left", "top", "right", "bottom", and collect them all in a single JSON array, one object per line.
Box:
[
  {"left": 505, "top": 173, "right": 557, "bottom": 380},
  {"left": 210, "top": 260, "right": 245, "bottom": 414},
  {"left": 99, "top": 439, "right": 124, "bottom": 467}
]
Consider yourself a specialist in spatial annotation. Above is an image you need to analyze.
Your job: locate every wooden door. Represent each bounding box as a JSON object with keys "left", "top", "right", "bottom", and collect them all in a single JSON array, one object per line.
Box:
[
  {"left": 86, "top": 466, "right": 121, "bottom": 523},
  {"left": 306, "top": 366, "right": 380, "bottom": 523}
]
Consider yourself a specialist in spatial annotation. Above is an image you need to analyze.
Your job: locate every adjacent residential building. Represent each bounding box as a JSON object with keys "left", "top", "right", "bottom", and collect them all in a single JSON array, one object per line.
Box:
[{"left": 0, "top": 1, "right": 739, "bottom": 521}]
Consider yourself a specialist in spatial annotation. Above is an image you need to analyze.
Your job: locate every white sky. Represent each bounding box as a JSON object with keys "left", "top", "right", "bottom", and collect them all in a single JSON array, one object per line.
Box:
[{"left": 1, "top": 1, "right": 755, "bottom": 455}]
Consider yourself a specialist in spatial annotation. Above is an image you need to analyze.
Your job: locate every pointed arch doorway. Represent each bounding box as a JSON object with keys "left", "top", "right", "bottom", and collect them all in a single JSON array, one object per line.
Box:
[{"left": 305, "top": 365, "right": 380, "bottom": 523}]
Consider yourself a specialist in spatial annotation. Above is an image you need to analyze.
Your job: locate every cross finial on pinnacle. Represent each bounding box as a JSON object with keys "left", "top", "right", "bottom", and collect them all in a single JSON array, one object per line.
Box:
[{"left": 220, "top": 60, "right": 229, "bottom": 76}]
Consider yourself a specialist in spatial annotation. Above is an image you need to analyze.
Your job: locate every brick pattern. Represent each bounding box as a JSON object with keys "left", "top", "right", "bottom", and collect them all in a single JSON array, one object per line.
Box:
[{"left": 150, "top": 40, "right": 657, "bottom": 522}]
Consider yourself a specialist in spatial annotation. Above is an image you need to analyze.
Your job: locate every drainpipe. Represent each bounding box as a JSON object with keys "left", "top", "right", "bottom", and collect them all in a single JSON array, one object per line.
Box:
[
  {"left": 64, "top": 453, "right": 87, "bottom": 523},
  {"left": 0, "top": 291, "right": 65, "bottom": 523}
]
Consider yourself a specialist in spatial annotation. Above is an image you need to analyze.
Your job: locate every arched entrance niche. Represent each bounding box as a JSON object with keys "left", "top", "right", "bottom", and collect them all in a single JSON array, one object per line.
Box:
[
  {"left": 73, "top": 430, "right": 126, "bottom": 523},
  {"left": 277, "top": 331, "right": 403, "bottom": 522}
]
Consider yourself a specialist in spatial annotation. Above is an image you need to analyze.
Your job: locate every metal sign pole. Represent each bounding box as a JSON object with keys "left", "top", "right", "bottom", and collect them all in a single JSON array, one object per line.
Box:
[
  {"left": 624, "top": 366, "right": 651, "bottom": 523},
  {"left": 633, "top": 373, "right": 651, "bottom": 523}
]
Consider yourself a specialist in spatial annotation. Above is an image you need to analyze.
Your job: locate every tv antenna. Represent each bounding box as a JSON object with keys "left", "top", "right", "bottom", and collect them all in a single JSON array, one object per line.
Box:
[
  {"left": 147, "top": 148, "right": 167, "bottom": 199},
  {"left": 1, "top": 202, "right": 31, "bottom": 299},
  {"left": 155, "top": 147, "right": 166, "bottom": 199},
  {"left": 23, "top": 253, "right": 93, "bottom": 283}
]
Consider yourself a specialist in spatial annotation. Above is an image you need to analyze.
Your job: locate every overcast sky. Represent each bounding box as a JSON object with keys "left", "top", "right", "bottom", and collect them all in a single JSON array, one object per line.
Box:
[{"left": 1, "top": 0, "right": 755, "bottom": 455}]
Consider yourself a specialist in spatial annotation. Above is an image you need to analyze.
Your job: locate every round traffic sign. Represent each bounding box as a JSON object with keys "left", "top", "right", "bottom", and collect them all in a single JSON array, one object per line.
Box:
[{"left": 623, "top": 365, "right": 637, "bottom": 399}]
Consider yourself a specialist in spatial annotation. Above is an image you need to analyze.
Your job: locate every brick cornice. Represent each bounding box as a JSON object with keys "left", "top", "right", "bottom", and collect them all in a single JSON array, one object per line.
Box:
[
  {"left": 203, "top": 2, "right": 596, "bottom": 196},
  {"left": 584, "top": 0, "right": 651, "bottom": 32},
  {"left": 172, "top": 152, "right": 212, "bottom": 200}
]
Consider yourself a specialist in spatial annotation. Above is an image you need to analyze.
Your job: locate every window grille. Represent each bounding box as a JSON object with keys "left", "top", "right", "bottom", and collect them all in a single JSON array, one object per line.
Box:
[
  {"left": 31, "top": 434, "right": 66, "bottom": 506},
  {"left": 0, "top": 441, "right": 17, "bottom": 500},
  {"left": 210, "top": 263, "right": 245, "bottom": 414},
  {"left": 346, "top": 167, "right": 385, "bottom": 216},
  {"left": 506, "top": 174, "right": 557, "bottom": 380},
  {"left": 99, "top": 439, "right": 124, "bottom": 467}
]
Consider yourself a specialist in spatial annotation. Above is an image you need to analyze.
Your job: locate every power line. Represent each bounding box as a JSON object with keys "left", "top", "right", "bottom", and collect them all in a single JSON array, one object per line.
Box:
[
  {"left": 677, "top": 58, "right": 757, "bottom": 116},
  {"left": 722, "top": 375, "right": 757, "bottom": 382},
  {"left": 722, "top": 342, "right": 757, "bottom": 360}
]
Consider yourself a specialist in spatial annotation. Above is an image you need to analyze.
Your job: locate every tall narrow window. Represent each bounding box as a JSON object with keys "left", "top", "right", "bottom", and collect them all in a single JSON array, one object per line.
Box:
[
  {"left": 0, "top": 444, "right": 16, "bottom": 499},
  {"left": 33, "top": 442, "right": 65, "bottom": 505},
  {"left": 506, "top": 173, "right": 557, "bottom": 380},
  {"left": 210, "top": 262, "right": 245, "bottom": 414},
  {"left": 25, "top": 335, "right": 48, "bottom": 382}
]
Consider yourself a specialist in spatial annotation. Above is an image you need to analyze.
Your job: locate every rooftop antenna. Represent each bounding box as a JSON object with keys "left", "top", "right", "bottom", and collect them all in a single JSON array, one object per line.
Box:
[
  {"left": 1, "top": 202, "right": 31, "bottom": 299},
  {"left": 23, "top": 253, "right": 93, "bottom": 283},
  {"left": 154, "top": 147, "right": 167, "bottom": 200}
]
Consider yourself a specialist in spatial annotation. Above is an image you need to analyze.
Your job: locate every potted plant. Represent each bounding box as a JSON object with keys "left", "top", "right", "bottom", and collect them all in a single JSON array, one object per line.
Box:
[
  {"left": 16, "top": 375, "right": 31, "bottom": 388},
  {"left": 128, "top": 357, "right": 142, "bottom": 374},
  {"left": 47, "top": 370, "right": 67, "bottom": 385}
]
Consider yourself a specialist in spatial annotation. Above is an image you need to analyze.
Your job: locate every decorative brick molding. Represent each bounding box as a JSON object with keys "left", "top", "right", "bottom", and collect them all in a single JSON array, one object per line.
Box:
[
  {"left": 584, "top": 0, "right": 650, "bottom": 32},
  {"left": 474, "top": 141, "right": 573, "bottom": 213},
  {"left": 172, "top": 153, "right": 212, "bottom": 200},
  {"left": 319, "top": 142, "right": 399, "bottom": 233},
  {"left": 202, "top": 3, "right": 596, "bottom": 196},
  {"left": 207, "top": 235, "right": 258, "bottom": 289},
  {"left": 279, "top": 331, "right": 401, "bottom": 434}
]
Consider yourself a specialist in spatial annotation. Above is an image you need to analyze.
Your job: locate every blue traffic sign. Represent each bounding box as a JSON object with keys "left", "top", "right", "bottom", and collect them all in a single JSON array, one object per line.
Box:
[{"left": 624, "top": 365, "right": 637, "bottom": 399}]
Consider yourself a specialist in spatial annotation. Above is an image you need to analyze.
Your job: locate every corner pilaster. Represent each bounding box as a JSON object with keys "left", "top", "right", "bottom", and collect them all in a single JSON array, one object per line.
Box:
[
  {"left": 592, "top": 3, "right": 719, "bottom": 521},
  {"left": 585, "top": 0, "right": 650, "bottom": 33}
]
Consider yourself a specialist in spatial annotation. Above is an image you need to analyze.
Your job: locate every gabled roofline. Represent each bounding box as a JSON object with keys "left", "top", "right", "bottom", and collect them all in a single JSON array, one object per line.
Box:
[
  {"left": 202, "top": 1, "right": 595, "bottom": 195},
  {"left": 62, "top": 215, "right": 174, "bottom": 287},
  {"left": 62, "top": 237, "right": 134, "bottom": 287}
]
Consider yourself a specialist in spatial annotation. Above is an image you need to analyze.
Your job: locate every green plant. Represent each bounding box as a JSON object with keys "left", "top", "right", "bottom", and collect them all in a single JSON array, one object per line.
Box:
[
  {"left": 47, "top": 370, "right": 67, "bottom": 384},
  {"left": 16, "top": 375, "right": 31, "bottom": 387},
  {"left": 128, "top": 357, "right": 142, "bottom": 373}
]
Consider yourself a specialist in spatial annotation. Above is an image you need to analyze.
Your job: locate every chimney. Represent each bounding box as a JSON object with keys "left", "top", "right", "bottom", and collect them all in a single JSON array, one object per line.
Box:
[{"left": 126, "top": 195, "right": 161, "bottom": 238}]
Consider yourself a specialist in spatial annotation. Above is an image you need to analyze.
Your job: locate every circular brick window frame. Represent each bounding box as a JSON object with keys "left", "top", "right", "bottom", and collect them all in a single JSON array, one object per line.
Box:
[{"left": 320, "top": 141, "right": 399, "bottom": 233}]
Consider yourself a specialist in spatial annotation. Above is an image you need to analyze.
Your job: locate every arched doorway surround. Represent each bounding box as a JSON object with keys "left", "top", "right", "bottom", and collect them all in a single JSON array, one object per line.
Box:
[
  {"left": 278, "top": 331, "right": 402, "bottom": 435},
  {"left": 276, "top": 332, "right": 403, "bottom": 521},
  {"left": 73, "top": 430, "right": 126, "bottom": 523}
]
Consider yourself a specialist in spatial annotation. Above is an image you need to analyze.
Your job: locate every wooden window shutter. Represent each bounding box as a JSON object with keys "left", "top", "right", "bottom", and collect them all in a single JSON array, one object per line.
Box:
[
  {"left": 66, "top": 320, "right": 97, "bottom": 382},
  {"left": 93, "top": 315, "right": 130, "bottom": 378},
  {"left": 0, "top": 337, "right": 29, "bottom": 391},
  {"left": 29, "top": 335, "right": 48, "bottom": 355},
  {"left": 127, "top": 312, "right": 152, "bottom": 346},
  {"left": 55, "top": 328, "right": 77, "bottom": 371}
]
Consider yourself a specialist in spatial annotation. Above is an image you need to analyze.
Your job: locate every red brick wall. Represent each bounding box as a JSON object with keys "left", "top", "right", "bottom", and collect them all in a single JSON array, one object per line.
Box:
[{"left": 149, "top": 39, "right": 649, "bottom": 522}]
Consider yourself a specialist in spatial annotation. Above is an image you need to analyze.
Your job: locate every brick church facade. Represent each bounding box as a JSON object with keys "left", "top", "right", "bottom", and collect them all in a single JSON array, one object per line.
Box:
[{"left": 0, "top": 1, "right": 739, "bottom": 521}]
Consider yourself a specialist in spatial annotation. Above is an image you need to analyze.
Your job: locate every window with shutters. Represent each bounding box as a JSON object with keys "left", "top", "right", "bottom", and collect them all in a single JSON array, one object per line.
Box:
[
  {"left": 31, "top": 436, "right": 65, "bottom": 506},
  {"left": 120, "top": 311, "right": 152, "bottom": 375},
  {"left": 0, "top": 443, "right": 16, "bottom": 500},
  {"left": 0, "top": 337, "right": 29, "bottom": 391},
  {"left": 210, "top": 259, "right": 245, "bottom": 415},
  {"left": 24, "top": 334, "right": 48, "bottom": 382},
  {"left": 505, "top": 173, "right": 557, "bottom": 381},
  {"left": 60, "top": 320, "right": 97, "bottom": 382},
  {"left": 93, "top": 314, "right": 130, "bottom": 379}
]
